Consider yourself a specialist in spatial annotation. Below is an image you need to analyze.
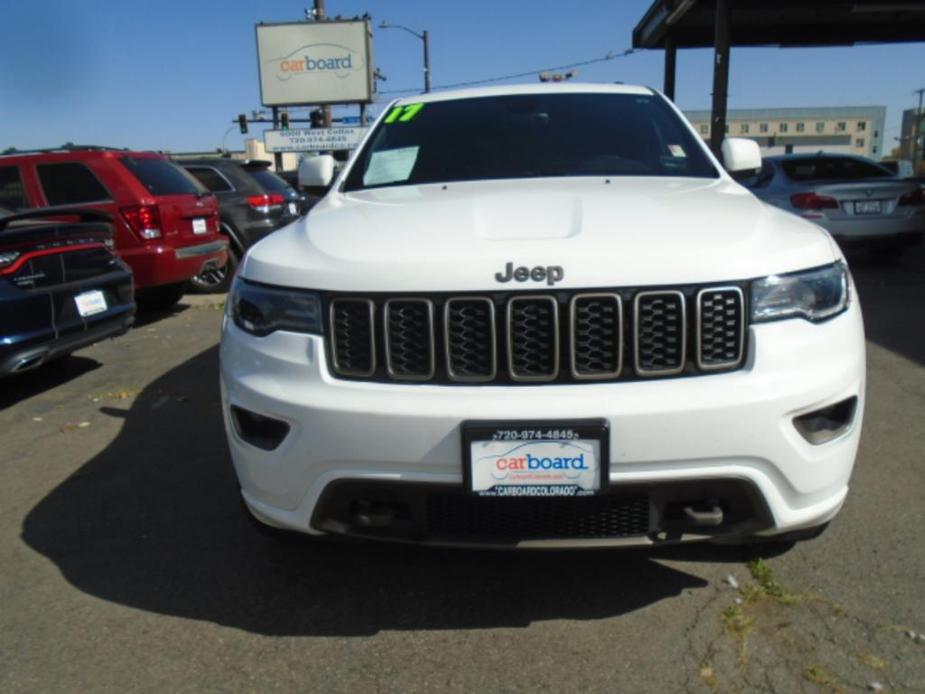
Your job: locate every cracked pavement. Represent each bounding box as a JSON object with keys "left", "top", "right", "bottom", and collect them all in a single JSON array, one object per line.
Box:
[{"left": 1, "top": 247, "right": 924, "bottom": 692}]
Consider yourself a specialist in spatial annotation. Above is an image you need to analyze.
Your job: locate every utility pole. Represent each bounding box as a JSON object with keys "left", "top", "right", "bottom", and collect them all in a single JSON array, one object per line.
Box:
[
  {"left": 271, "top": 106, "right": 282, "bottom": 171},
  {"left": 913, "top": 87, "right": 924, "bottom": 176},
  {"left": 314, "top": 0, "right": 333, "bottom": 128}
]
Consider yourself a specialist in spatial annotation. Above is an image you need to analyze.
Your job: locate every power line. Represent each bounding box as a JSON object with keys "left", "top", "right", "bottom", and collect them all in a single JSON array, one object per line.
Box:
[{"left": 378, "top": 48, "right": 642, "bottom": 95}]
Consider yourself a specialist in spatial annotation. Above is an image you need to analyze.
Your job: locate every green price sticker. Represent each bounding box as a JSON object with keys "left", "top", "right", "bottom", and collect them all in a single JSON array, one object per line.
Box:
[{"left": 384, "top": 103, "right": 425, "bottom": 124}]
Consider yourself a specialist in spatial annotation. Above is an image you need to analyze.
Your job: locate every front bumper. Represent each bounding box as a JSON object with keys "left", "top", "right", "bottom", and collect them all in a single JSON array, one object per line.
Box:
[
  {"left": 220, "top": 299, "right": 865, "bottom": 548},
  {"left": 812, "top": 208, "right": 925, "bottom": 245},
  {"left": 0, "top": 310, "right": 134, "bottom": 377}
]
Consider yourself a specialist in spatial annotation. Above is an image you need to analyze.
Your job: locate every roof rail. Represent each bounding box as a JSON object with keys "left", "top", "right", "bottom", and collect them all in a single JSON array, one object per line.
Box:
[{"left": 1, "top": 143, "right": 128, "bottom": 156}]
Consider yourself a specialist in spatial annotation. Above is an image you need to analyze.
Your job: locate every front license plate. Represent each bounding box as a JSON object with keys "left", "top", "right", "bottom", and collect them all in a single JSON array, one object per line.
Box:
[
  {"left": 854, "top": 200, "right": 881, "bottom": 215},
  {"left": 192, "top": 218, "right": 207, "bottom": 234},
  {"left": 288, "top": 202, "right": 298, "bottom": 215},
  {"left": 463, "top": 420, "right": 609, "bottom": 497},
  {"left": 74, "top": 290, "right": 107, "bottom": 317}
]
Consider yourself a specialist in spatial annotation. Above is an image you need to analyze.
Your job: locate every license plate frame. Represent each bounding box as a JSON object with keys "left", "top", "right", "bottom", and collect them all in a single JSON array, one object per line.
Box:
[
  {"left": 853, "top": 200, "right": 881, "bottom": 215},
  {"left": 462, "top": 419, "right": 609, "bottom": 497},
  {"left": 192, "top": 218, "right": 208, "bottom": 234},
  {"left": 74, "top": 289, "right": 107, "bottom": 318}
]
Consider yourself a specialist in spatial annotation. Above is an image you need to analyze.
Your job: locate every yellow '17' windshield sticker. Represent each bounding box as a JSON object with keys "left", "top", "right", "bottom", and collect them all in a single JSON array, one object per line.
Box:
[{"left": 384, "top": 103, "right": 425, "bottom": 124}]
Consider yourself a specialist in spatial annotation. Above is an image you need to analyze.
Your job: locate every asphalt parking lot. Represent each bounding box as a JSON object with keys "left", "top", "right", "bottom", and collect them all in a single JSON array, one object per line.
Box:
[{"left": 2, "top": 248, "right": 924, "bottom": 693}]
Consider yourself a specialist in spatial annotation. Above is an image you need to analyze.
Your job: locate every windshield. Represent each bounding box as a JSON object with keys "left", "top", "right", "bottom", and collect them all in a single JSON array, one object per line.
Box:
[
  {"left": 781, "top": 157, "right": 893, "bottom": 182},
  {"left": 343, "top": 92, "right": 717, "bottom": 191}
]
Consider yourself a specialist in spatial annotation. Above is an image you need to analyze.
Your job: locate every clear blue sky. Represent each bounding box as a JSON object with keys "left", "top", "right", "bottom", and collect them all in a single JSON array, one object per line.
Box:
[{"left": 1, "top": 0, "right": 922, "bottom": 155}]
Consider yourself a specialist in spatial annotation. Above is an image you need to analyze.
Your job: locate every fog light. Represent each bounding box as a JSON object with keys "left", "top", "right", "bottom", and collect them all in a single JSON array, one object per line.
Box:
[
  {"left": 230, "top": 406, "right": 290, "bottom": 451},
  {"left": 793, "top": 396, "right": 857, "bottom": 445}
]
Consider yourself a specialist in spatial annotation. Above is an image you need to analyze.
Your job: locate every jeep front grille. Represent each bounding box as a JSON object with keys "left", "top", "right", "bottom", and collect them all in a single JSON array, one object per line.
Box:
[
  {"left": 696, "top": 287, "right": 745, "bottom": 370},
  {"left": 445, "top": 298, "right": 497, "bottom": 382},
  {"left": 384, "top": 299, "right": 435, "bottom": 380},
  {"left": 327, "top": 285, "right": 746, "bottom": 385},
  {"left": 329, "top": 298, "right": 376, "bottom": 377},
  {"left": 634, "top": 291, "right": 686, "bottom": 376},
  {"left": 507, "top": 296, "right": 559, "bottom": 382}
]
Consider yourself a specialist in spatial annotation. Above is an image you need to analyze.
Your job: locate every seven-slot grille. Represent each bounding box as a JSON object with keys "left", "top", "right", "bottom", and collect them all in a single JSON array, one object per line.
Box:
[{"left": 328, "top": 286, "right": 746, "bottom": 384}]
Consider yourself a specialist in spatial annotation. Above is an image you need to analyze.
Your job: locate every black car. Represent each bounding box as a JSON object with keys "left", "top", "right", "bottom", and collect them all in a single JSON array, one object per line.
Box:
[
  {"left": 241, "top": 161, "right": 308, "bottom": 216},
  {"left": 276, "top": 170, "right": 321, "bottom": 214},
  {"left": 180, "top": 159, "right": 302, "bottom": 293},
  {"left": 0, "top": 208, "right": 135, "bottom": 377}
]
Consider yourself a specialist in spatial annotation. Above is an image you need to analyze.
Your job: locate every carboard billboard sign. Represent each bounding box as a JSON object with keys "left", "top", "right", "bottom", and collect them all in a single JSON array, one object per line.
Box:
[{"left": 255, "top": 20, "right": 373, "bottom": 106}]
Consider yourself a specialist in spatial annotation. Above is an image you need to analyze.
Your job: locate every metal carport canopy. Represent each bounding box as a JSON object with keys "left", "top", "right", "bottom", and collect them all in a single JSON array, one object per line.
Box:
[{"left": 632, "top": 0, "right": 925, "bottom": 153}]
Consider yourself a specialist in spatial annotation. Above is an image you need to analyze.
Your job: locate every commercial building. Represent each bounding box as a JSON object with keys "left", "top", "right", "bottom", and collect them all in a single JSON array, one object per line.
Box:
[{"left": 683, "top": 106, "right": 886, "bottom": 159}]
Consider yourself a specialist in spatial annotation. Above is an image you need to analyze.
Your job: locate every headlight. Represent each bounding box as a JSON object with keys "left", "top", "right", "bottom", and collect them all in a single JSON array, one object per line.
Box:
[
  {"left": 752, "top": 262, "right": 848, "bottom": 323},
  {"left": 229, "top": 277, "right": 323, "bottom": 336}
]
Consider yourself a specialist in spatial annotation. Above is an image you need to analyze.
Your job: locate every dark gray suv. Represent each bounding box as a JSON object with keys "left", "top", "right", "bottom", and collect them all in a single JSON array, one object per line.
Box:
[{"left": 179, "top": 158, "right": 301, "bottom": 292}]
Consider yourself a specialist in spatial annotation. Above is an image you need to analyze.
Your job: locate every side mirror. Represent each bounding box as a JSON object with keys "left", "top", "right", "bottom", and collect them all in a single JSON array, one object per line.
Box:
[
  {"left": 298, "top": 154, "right": 336, "bottom": 189},
  {"left": 721, "top": 138, "right": 762, "bottom": 174}
]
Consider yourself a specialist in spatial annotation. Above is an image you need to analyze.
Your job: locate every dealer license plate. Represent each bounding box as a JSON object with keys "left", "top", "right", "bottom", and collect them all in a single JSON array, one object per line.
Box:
[
  {"left": 854, "top": 200, "right": 881, "bottom": 215},
  {"left": 463, "top": 420, "right": 608, "bottom": 497},
  {"left": 74, "top": 290, "right": 107, "bottom": 317},
  {"left": 192, "top": 218, "right": 207, "bottom": 234}
]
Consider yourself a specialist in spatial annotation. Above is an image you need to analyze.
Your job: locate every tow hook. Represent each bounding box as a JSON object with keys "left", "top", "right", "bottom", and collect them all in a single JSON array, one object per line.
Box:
[{"left": 682, "top": 503, "right": 724, "bottom": 527}]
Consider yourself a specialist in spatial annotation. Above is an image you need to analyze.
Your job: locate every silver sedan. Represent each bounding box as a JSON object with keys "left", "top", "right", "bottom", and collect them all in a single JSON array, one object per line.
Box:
[{"left": 742, "top": 154, "right": 925, "bottom": 260}]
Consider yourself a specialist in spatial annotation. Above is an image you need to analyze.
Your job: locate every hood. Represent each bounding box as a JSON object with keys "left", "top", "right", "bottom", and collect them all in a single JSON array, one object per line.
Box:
[{"left": 241, "top": 177, "right": 839, "bottom": 292}]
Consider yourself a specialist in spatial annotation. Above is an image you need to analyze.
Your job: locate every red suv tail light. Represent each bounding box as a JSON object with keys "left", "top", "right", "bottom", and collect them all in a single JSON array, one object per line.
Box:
[
  {"left": 898, "top": 188, "right": 925, "bottom": 206},
  {"left": 790, "top": 192, "right": 839, "bottom": 210},
  {"left": 247, "top": 193, "right": 285, "bottom": 212},
  {"left": 121, "top": 205, "right": 163, "bottom": 240}
]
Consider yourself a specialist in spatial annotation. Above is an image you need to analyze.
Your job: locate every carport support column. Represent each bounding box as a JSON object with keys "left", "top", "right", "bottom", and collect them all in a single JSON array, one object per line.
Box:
[
  {"left": 663, "top": 34, "right": 676, "bottom": 101},
  {"left": 709, "top": 0, "right": 730, "bottom": 156}
]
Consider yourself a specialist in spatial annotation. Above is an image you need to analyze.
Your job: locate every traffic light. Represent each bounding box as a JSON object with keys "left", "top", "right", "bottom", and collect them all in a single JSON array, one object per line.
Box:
[
  {"left": 238, "top": 114, "right": 248, "bottom": 134},
  {"left": 280, "top": 112, "right": 290, "bottom": 131},
  {"left": 310, "top": 109, "right": 324, "bottom": 128}
]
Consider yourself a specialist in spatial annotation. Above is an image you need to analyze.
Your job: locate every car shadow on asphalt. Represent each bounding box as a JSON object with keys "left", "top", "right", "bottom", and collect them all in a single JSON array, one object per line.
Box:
[
  {"left": 18, "top": 345, "right": 764, "bottom": 637},
  {"left": 132, "top": 302, "right": 190, "bottom": 329},
  {"left": 846, "top": 245, "right": 925, "bottom": 367},
  {"left": 0, "top": 356, "right": 102, "bottom": 411}
]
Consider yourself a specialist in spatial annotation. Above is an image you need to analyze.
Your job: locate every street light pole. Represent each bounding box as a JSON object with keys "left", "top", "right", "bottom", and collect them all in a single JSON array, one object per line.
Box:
[
  {"left": 422, "top": 29, "right": 431, "bottom": 93},
  {"left": 380, "top": 21, "right": 431, "bottom": 93},
  {"left": 220, "top": 125, "right": 236, "bottom": 154}
]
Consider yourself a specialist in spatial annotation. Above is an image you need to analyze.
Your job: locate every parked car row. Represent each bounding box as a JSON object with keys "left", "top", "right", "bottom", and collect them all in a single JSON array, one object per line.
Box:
[
  {"left": 0, "top": 145, "right": 306, "bottom": 378},
  {"left": 741, "top": 153, "right": 925, "bottom": 261},
  {"left": 179, "top": 158, "right": 302, "bottom": 292}
]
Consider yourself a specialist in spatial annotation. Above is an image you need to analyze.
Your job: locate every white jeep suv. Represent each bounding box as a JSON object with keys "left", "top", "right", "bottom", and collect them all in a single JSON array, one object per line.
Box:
[{"left": 220, "top": 83, "right": 864, "bottom": 549}]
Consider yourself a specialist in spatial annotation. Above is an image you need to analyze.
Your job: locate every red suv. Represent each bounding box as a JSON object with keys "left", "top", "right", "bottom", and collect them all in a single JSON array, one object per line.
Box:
[{"left": 0, "top": 146, "right": 228, "bottom": 308}]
